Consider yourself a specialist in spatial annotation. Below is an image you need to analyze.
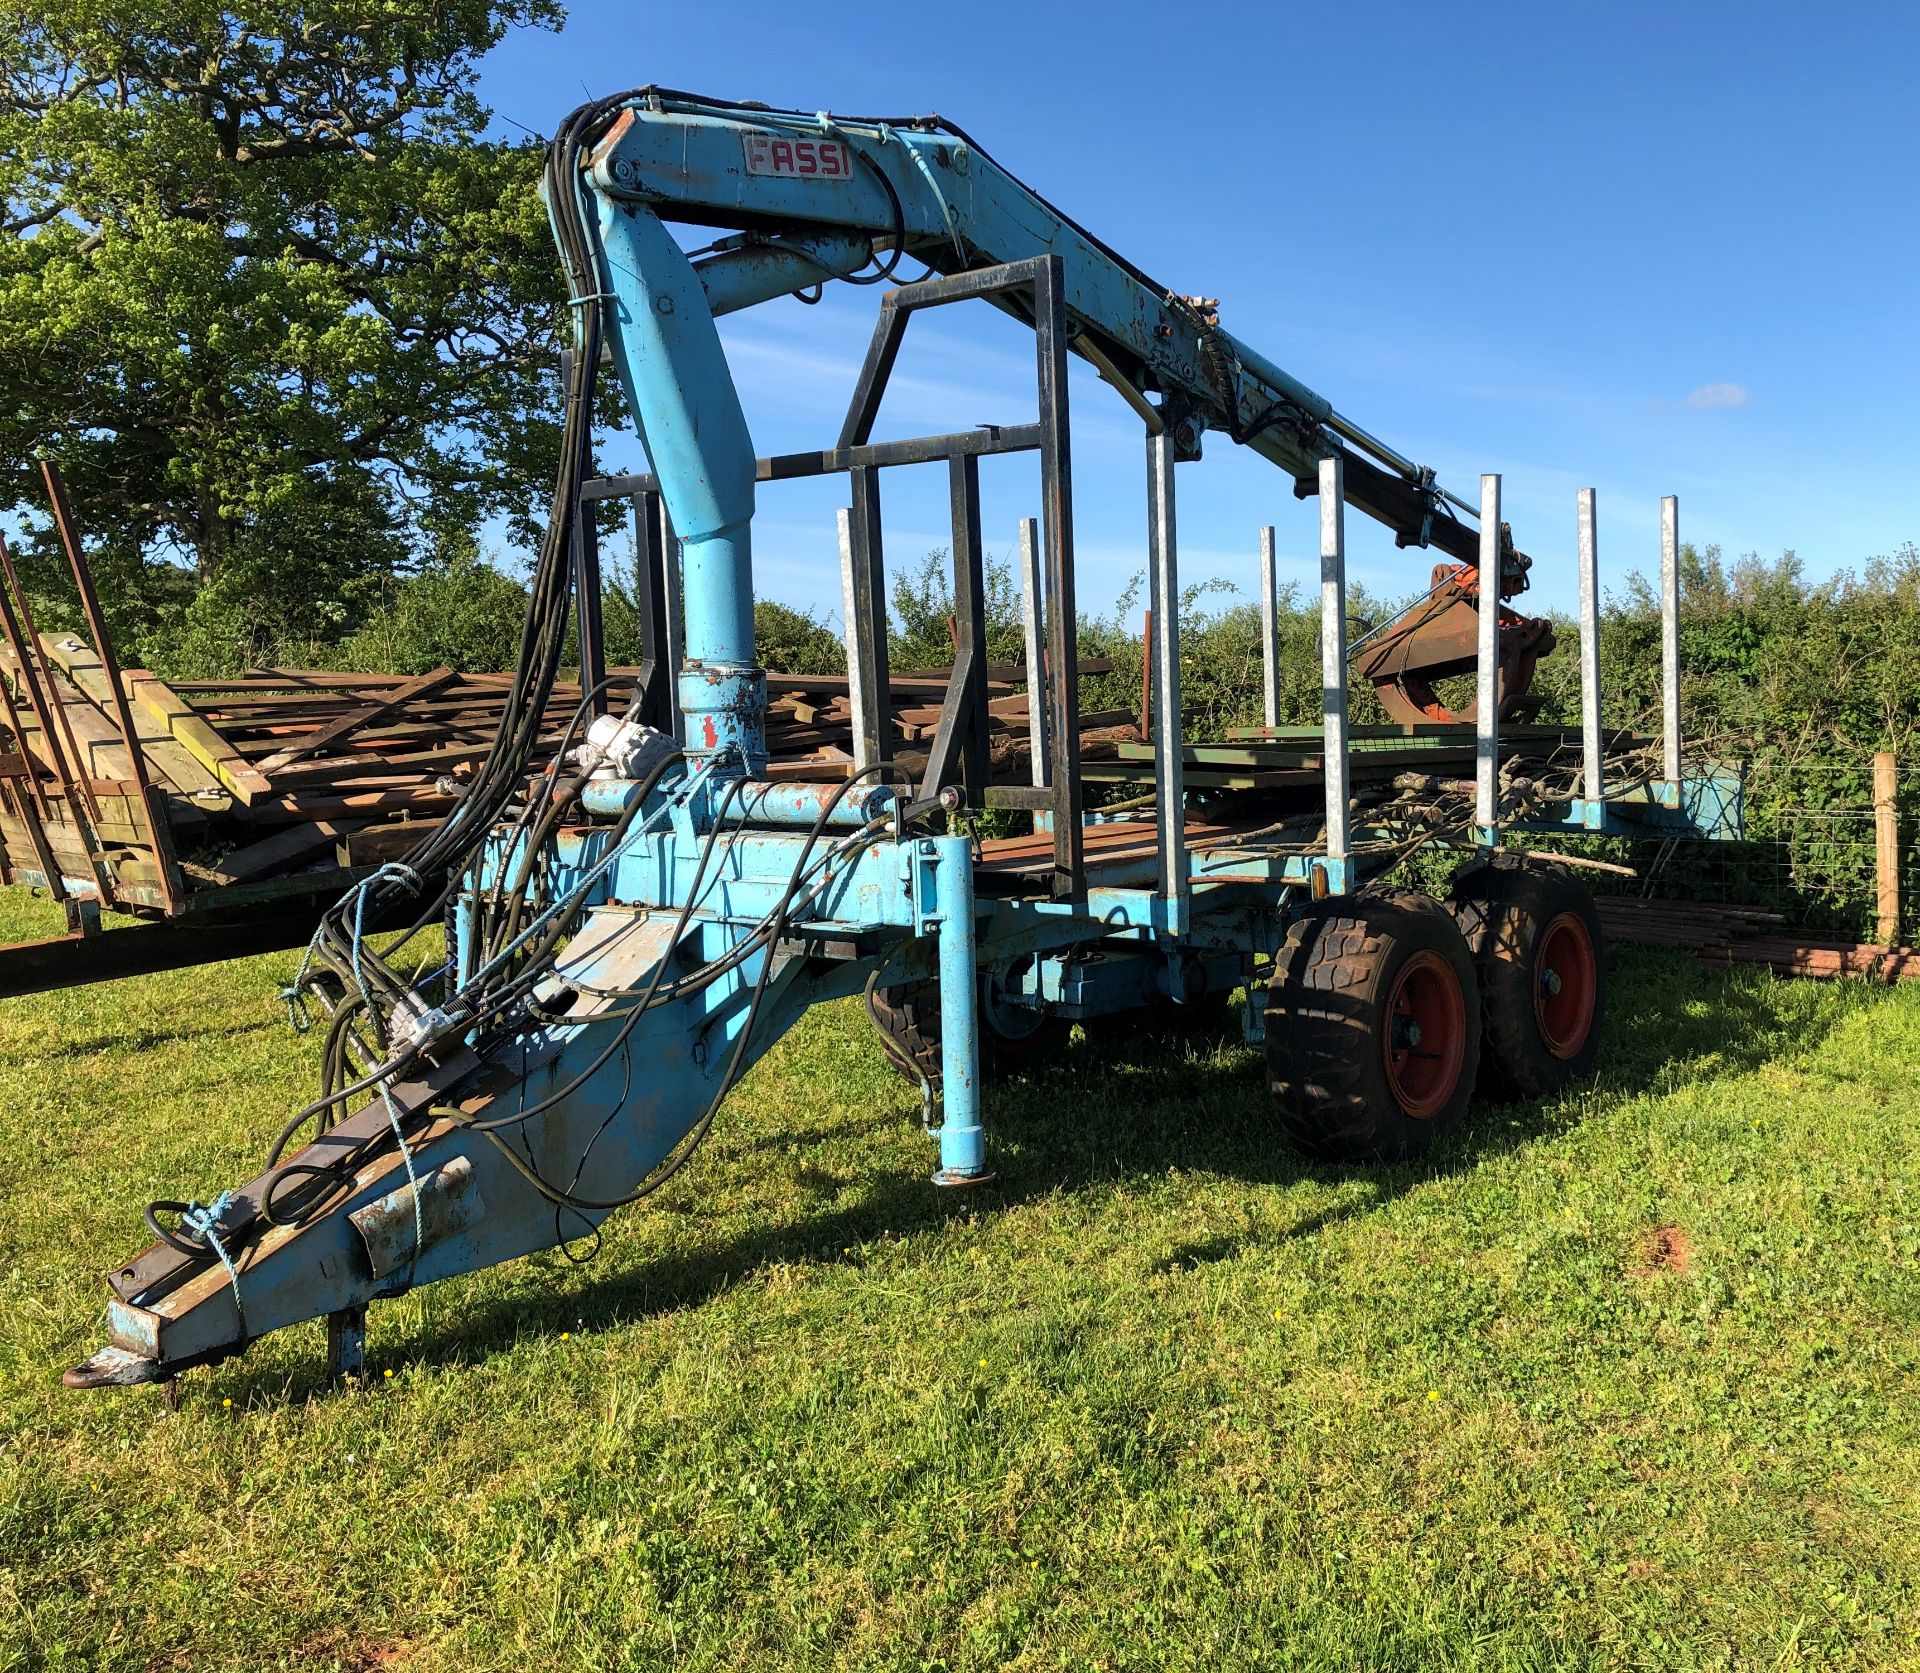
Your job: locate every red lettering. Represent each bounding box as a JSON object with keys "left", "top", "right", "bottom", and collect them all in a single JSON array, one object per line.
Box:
[{"left": 742, "top": 131, "right": 852, "bottom": 180}]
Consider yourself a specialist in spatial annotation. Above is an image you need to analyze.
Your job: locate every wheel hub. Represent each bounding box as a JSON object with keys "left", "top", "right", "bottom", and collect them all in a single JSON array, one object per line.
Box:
[
  {"left": 1381, "top": 948, "right": 1467, "bottom": 1119},
  {"left": 1533, "top": 912, "right": 1597, "bottom": 1060}
]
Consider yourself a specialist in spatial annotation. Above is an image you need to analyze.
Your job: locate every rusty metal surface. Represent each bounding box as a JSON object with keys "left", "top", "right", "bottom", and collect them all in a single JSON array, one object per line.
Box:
[
  {"left": 349, "top": 1155, "right": 485, "bottom": 1283},
  {"left": 1354, "top": 563, "right": 1556, "bottom": 725},
  {"left": 40, "top": 462, "right": 186, "bottom": 914}
]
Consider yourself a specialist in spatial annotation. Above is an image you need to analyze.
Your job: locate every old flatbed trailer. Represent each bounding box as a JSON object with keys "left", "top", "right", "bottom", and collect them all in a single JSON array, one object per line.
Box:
[{"left": 63, "top": 90, "right": 1738, "bottom": 1392}]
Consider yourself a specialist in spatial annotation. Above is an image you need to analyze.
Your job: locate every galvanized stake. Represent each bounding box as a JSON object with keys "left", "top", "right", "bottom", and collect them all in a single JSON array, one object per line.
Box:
[
  {"left": 1318, "top": 460, "right": 1350, "bottom": 871},
  {"left": 1475, "top": 474, "right": 1502, "bottom": 835},
  {"left": 1017, "top": 517, "right": 1050, "bottom": 787},
  {"left": 1259, "top": 524, "right": 1281, "bottom": 730},
  {"left": 1660, "top": 495, "right": 1682, "bottom": 800},
  {"left": 837, "top": 507, "right": 873, "bottom": 774},
  {"left": 1577, "top": 488, "right": 1604, "bottom": 811},
  {"left": 1146, "top": 429, "right": 1187, "bottom": 933}
]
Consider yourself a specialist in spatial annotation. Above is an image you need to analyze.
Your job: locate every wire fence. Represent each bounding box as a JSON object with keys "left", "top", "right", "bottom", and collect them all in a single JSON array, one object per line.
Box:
[{"left": 1586, "top": 752, "right": 1913, "bottom": 946}]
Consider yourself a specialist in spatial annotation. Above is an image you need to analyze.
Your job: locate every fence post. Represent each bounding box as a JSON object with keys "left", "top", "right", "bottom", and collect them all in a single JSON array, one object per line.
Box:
[{"left": 1875, "top": 749, "right": 1900, "bottom": 946}]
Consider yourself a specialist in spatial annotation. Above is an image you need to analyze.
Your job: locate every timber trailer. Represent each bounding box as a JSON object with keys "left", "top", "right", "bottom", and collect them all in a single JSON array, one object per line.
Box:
[{"left": 65, "top": 90, "right": 1741, "bottom": 1392}]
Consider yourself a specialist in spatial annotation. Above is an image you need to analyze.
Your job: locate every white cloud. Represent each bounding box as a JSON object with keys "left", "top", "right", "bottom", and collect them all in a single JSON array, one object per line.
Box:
[{"left": 1684, "top": 381, "right": 1749, "bottom": 411}]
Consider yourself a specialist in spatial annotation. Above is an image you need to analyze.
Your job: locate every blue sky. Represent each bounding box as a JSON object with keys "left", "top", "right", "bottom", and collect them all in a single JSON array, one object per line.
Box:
[{"left": 475, "top": 0, "right": 1920, "bottom": 622}]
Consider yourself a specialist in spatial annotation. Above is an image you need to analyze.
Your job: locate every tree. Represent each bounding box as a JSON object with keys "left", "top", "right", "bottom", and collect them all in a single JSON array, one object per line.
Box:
[{"left": 0, "top": 0, "right": 566, "bottom": 666}]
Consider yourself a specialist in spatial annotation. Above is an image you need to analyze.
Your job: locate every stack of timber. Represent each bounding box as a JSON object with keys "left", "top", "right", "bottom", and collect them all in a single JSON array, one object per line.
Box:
[
  {"left": 762, "top": 659, "right": 1124, "bottom": 782},
  {"left": 0, "top": 635, "right": 1133, "bottom": 994},
  {"left": 0, "top": 645, "right": 642, "bottom": 914},
  {"left": 1595, "top": 896, "right": 1920, "bottom": 983}
]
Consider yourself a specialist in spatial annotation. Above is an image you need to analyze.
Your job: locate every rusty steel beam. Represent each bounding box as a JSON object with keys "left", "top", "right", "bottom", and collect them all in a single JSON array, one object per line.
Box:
[
  {"left": 0, "top": 529, "right": 101, "bottom": 825},
  {"left": 39, "top": 460, "right": 185, "bottom": 915}
]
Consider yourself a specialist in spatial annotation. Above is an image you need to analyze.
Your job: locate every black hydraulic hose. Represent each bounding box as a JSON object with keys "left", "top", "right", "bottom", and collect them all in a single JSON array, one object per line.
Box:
[
  {"left": 476, "top": 766, "right": 891, "bottom": 1212},
  {"left": 462, "top": 773, "right": 751, "bottom": 1136},
  {"left": 478, "top": 674, "right": 625, "bottom": 960},
  {"left": 286, "top": 92, "right": 642, "bottom": 1044}
]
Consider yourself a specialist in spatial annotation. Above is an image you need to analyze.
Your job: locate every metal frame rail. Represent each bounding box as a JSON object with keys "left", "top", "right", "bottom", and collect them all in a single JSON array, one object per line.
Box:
[{"left": 580, "top": 255, "right": 1092, "bottom": 898}]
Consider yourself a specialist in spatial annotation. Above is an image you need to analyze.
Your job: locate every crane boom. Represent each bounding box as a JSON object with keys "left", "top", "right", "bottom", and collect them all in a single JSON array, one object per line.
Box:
[
  {"left": 585, "top": 90, "right": 1521, "bottom": 569},
  {"left": 573, "top": 90, "right": 1545, "bottom": 736}
]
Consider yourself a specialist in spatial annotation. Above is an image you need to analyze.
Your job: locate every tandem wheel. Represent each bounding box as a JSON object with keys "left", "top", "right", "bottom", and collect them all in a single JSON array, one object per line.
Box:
[
  {"left": 1447, "top": 857, "right": 1606, "bottom": 1101},
  {"left": 1264, "top": 887, "right": 1481, "bottom": 1164}
]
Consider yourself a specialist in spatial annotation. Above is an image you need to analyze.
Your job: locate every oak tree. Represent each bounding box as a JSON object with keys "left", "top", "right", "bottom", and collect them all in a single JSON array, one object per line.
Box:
[{"left": 0, "top": 0, "right": 566, "bottom": 666}]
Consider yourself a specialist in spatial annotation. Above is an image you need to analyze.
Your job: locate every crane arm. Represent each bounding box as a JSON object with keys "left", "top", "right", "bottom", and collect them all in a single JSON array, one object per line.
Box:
[{"left": 581, "top": 88, "right": 1528, "bottom": 585}]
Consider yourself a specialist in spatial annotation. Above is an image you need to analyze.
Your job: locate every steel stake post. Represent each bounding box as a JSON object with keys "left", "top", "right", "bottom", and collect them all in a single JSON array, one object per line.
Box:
[
  {"left": 1661, "top": 495, "right": 1682, "bottom": 803},
  {"left": 1319, "top": 459, "right": 1351, "bottom": 875},
  {"left": 1475, "top": 474, "right": 1502, "bottom": 836},
  {"left": 1259, "top": 524, "right": 1281, "bottom": 730},
  {"left": 1577, "top": 488, "right": 1604, "bottom": 819}
]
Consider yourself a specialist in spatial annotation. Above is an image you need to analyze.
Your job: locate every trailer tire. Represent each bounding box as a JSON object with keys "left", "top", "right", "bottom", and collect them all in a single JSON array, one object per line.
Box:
[
  {"left": 1448, "top": 858, "right": 1605, "bottom": 1100},
  {"left": 1265, "top": 888, "right": 1480, "bottom": 1164},
  {"left": 865, "top": 963, "right": 1063, "bottom": 1094}
]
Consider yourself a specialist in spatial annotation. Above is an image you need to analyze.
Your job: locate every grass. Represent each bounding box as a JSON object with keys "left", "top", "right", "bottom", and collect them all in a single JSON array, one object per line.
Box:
[{"left": 2, "top": 883, "right": 1919, "bottom": 1671}]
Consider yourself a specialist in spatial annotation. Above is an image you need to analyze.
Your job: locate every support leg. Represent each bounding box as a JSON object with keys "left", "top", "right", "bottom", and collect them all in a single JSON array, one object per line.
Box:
[
  {"left": 929, "top": 835, "right": 990, "bottom": 1186},
  {"left": 327, "top": 1304, "right": 368, "bottom": 1388}
]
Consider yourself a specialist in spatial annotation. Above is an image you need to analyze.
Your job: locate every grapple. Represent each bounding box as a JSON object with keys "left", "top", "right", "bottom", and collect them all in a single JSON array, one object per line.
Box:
[{"left": 1354, "top": 562, "right": 1556, "bottom": 725}]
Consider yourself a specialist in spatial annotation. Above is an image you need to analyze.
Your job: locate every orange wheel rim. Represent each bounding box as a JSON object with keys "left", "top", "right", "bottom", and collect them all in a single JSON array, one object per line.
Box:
[
  {"left": 1382, "top": 949, "right": 1467, "bottom": 1118},
  {"left": 1534, "top": 911, "right": 1597, "bottom": 1059}
]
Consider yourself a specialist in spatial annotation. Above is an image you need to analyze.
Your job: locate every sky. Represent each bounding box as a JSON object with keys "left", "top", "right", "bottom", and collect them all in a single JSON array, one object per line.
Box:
[{"left": 473, "top": 0, "right": 1920, "bottom": 623}]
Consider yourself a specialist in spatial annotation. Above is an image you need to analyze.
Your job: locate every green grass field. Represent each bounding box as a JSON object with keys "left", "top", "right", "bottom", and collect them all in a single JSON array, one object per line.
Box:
[{"left": 2, "top": 883, "right": 1918, "bottom": 1671}]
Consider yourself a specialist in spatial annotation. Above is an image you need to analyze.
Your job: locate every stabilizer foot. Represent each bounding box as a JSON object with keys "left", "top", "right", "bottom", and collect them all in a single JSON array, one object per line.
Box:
[
  {"left": 327, "top": 1305, "right": 368, "bottom": 1388},
  {"left": 63, "top": 1345, "right": 166, "bottom": 1389}
]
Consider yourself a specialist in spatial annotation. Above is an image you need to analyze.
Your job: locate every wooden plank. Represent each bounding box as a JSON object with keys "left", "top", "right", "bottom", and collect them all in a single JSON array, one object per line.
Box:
[
  {"left": 1111, "top": 741, "right": 1479, "bottom": 774},
  {"left": 1225, "top": 722, "right": 1643, "bottom": 745},
  {"left": 169, "top": 672, "right": 405, "bottom": 692},
  {"left": 256, "top": 666, "right": 458, "bottom": 772},
  {"left": 248, "top": 785, "right": 464, "bottom": 824},
  {"left": 210, "top": 819, "right": 362, "bottom": 884},
  {"left": 1081, "top": 760, "right": 1320, "bottom": 791},
  {"left": 262, "top": 740, "right": 497, "bottom": 788},
  {"left": 339, "top": 820, "right": 445, "bottom": 868},
  {"left": 126, "top": 670, "right": 274, "bottom": 804},
  {"left": 35, "top": 634, "right": 230, "bottom": 804}
]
